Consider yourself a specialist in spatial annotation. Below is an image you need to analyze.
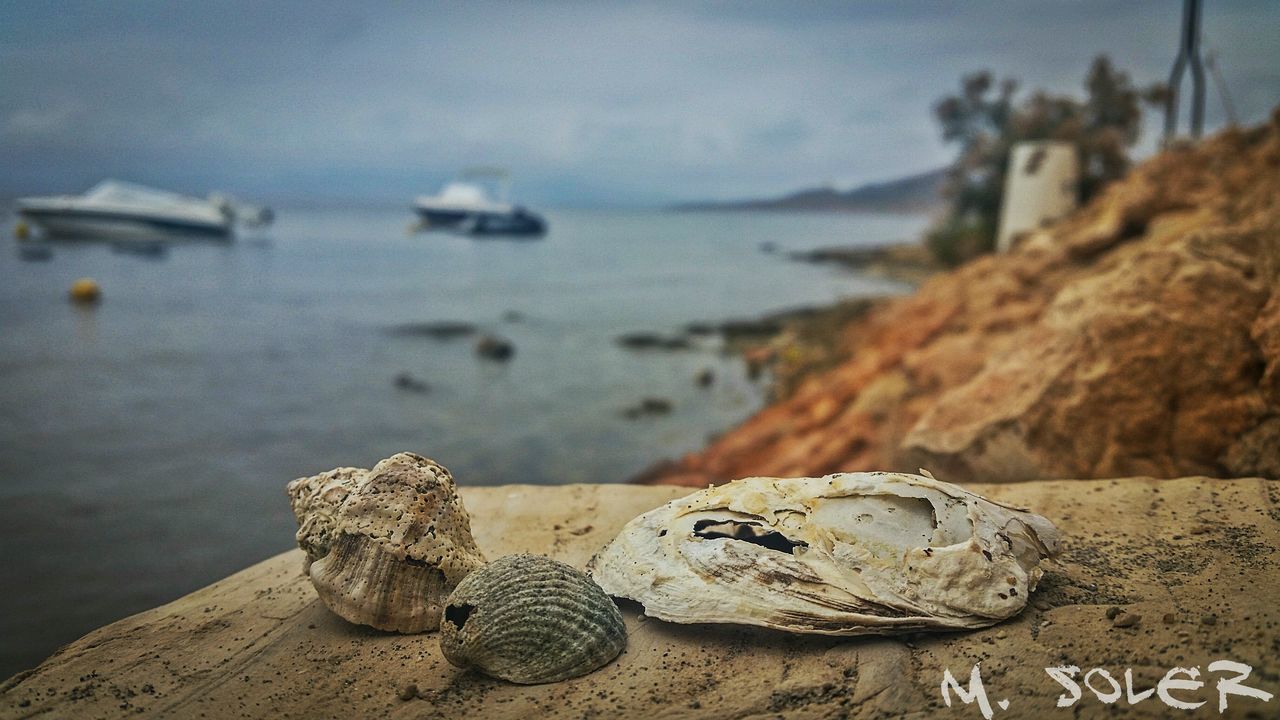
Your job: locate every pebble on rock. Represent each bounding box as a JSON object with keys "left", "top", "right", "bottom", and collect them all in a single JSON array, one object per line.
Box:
[
  {"left": 622, "top": 397, "right": 674, "bottom": 419},
  {"left": 1111, "top": 612, "right": 1140, "bottom": 628},
  {"left": 393, "top": 373, "right": 430, "bottom": 393}
]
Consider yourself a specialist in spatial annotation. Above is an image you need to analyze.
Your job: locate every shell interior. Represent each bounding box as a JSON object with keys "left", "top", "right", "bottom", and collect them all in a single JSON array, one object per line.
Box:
[{"left": 588, "top": 472, "right": 1060, "bottom": 635}]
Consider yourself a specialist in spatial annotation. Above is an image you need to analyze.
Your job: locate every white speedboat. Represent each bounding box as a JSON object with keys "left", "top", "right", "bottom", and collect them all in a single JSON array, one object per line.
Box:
[
  {"left": 413, "top": 169, "right": 546, "bottom": 237},
  {"left": 16, "top": 180, "right": 235, "bottom": 241}
]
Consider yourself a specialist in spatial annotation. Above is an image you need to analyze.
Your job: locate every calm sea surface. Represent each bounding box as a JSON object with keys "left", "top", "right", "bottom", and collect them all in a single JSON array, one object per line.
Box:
[{"left": 0, "top": 207, "right": 926, "bottom": 675}]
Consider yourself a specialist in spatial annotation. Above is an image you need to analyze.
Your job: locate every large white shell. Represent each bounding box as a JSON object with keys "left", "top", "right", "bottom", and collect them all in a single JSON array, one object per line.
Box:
[{"left": 588, "top": 472, "right": 1060, "bottom": 635}]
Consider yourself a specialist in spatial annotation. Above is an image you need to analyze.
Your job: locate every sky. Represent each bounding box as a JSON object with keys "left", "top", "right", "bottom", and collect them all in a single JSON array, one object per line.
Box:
[{"left": 1, "top": 1, "right": 1277, "bottom": 207}]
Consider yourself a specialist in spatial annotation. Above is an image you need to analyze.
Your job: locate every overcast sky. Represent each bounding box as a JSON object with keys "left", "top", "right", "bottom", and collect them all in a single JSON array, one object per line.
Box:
[{"left": 2, "top": 1, "right": 1277, "bottom": 206}]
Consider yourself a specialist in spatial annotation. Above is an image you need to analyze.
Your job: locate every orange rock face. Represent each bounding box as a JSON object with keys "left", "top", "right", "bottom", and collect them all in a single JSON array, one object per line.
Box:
[{"left": 642, "top": 112, "right": 1280, "bottom": 486}]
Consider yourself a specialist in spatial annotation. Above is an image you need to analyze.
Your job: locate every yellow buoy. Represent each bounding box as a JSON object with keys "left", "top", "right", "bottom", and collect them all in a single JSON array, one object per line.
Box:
[
  {"left": 14, "top": 221, "right": 30, "bottom": 241},
  {"left": 69, "top": 278, "right": 102, "bottom": 305}
]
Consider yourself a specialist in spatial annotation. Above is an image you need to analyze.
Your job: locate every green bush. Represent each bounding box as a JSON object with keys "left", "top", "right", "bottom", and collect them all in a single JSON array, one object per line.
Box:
[
  {"left": 927, "top": 56, "right": 1165, "bottom": 265},
  {"left": 925, "top": 217, "right": 996, "bottom": 268}
]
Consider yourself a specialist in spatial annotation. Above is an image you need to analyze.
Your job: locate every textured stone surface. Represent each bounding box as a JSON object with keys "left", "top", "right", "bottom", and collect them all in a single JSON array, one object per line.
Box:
[
  {"left": 641, "top": 115, "right": 1280, "bottom": 487},
  {"left": 2, "top": 479, "right": 1277, "bottom": 719}
]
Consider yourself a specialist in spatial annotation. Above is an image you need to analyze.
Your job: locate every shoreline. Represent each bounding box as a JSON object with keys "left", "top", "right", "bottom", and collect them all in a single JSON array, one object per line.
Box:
[
  {"left": 783, "top": 241, "right": 941, "bottom": 285},
  {"left": 627, "top": 240, "right": 937, "bottom": 485}
]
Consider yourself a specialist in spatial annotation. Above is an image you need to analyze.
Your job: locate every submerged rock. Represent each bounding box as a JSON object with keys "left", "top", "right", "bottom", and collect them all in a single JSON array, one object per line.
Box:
[
  {"left": 717, "top": 318, "right": 784, "bottom": 341},
  {"left": 393, "top": 373, "right": 430, "bottom": 393},
  {"left": 475, "top": 335, "right": 515, "bottom": 361},
  {"left": 787, "top": 243, "right": 941, "bottom": 285},
  {"left": 684, "top": 322, "right": 716, "bottom": 336},
  {"left": 622, "top": 397, "right": 673, "bottom": 419},
  {"left": 695, "top": 367, "right": 715, "bottom": 388},
  {"left": 18, "top": 244, "right": 53, "bottom": 262},
  {"left": 389, "top": 321, "right": 478, "bottom": 340},
  {"left": 616, "top": 332, "right": 691, "bottom": 350}
]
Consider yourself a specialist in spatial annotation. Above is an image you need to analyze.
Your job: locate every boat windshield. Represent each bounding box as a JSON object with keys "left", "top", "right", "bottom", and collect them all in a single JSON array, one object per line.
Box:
[
  {"left": 83, "top": 180, "right": 211, "bottom": 210},
  {"left": 438, "top": 182, "right": 492, "bottom": 204}
]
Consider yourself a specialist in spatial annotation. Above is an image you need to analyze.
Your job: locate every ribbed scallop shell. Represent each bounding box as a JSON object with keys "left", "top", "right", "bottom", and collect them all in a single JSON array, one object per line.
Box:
[{"left": 439, "top": 554, "right": 627, "bottom": 684}]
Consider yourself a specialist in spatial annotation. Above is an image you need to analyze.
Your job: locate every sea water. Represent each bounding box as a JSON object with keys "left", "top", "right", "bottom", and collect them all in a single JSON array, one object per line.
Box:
[{"left": 0, "top": 207, "right": 927, "bottom": 675}]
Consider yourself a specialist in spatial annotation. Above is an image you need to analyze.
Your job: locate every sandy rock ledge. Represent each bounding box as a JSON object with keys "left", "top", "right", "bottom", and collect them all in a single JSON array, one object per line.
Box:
[{"left": 2, "top": 479, "right": 1277, "bottom": 719}]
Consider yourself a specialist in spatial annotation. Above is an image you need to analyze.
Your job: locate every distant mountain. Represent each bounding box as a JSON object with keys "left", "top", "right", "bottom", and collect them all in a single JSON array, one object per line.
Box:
[{"left": 677, "top": 167, "right": 947, "bottom": 214}]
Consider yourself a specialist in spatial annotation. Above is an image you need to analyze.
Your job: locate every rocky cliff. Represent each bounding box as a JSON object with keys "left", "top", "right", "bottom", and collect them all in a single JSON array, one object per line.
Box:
[{"left": 644, "top": 111, "right": 1280, "bottom": 486}]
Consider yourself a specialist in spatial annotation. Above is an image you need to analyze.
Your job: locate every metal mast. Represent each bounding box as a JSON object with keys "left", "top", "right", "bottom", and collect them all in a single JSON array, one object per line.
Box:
[{"left": 1164, "top": 0, "right": 1206, "bottom": 142}]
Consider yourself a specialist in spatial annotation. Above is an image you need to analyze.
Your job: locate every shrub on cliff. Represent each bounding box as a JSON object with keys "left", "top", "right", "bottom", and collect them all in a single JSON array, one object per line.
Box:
[{"left": 927, "top": 56, "right": 1165, "bottom": 266}]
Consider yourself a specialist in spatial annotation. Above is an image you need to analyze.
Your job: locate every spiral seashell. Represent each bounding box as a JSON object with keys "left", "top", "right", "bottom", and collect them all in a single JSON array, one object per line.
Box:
[
  {"left": 288, "top": 452, "right": 486, "bottom": 633},
  {"left": 439, "top": 554, "right": 627, "bottom": 684},
  {"left": 286, "top": 466, "right": 367, "bottom": 571}
]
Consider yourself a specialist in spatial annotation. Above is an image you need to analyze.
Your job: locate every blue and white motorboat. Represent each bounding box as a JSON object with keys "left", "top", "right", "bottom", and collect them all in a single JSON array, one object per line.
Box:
[{"left": 413, "top": 169, "right": 546, "bottom": 238}]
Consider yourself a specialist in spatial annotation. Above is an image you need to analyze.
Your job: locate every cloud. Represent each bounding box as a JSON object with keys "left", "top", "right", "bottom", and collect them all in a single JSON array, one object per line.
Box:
[{"left": 0, "top": 0, "right": 1276, "bottom": 205}]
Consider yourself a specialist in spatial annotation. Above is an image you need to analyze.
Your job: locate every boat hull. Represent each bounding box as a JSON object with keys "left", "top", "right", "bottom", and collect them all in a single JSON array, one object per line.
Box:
[
  {"left": 414, "top": 207, "right": 546, "bottom": 237},
  {"left": 466, "top": 209, "right": 546, "bottom": 237},
  {"left": 19, "top": 208, "right": 232, "bottom": 242},
  {"left": 415, "top": 207, "right": 471, "bottom": 230}
]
